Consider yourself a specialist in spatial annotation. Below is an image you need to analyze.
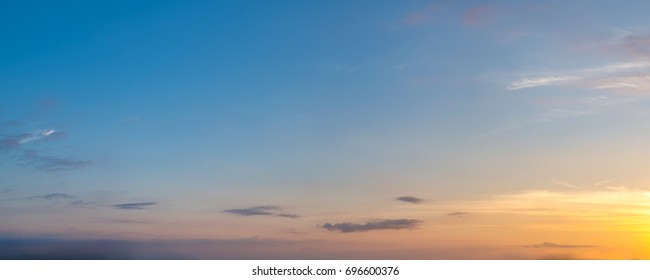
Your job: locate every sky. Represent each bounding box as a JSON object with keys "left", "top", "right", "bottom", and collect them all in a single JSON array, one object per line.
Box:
[{"left": 1, "top": 0, "right": 650, "bottom": 259}]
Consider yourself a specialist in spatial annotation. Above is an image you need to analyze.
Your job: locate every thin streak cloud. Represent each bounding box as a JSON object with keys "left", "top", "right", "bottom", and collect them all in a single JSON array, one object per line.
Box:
[
  {"left": 275, "top": 213, "right": 300, "bottom": 219},
  {"left": 396, "top": 196, "right": 424, "bottom": 204},
  {"left": 18, "top": 129, "right": 59, "bottom": 144},
  {"left": 322, "top": 219, "right": 422, "bottom": 233},
  {"left": 223, "top": 206, "right": 277, "bottom": 216},
  {"left": 508, "top": 63, "right": 650, "bottom": 92},
  {"left": 21, "top": 150, "right": 92, "bottom": 172},
  {"left": 30, "top": 193, "right": 77, "bottom": 200},
  {"left": 552, "top": 179, "right": 584, "bottom": 190},
  {"left": 0, "top": 129, "right": 65, "bottom": 149},
  {"left": 508, "top": 76, "right": 580, "bottom": 90},
  {"left": 525, "top": 242, "right": 596, "bottom": 249},
  {"left": 111, "top": 202, "right": 157, "bottom": 210},
  {"left": 448, "top": 211, "right": 470, "bottom": 217},
  {"left": 223, "top": 206, "right": 299, "bottom": 218}
]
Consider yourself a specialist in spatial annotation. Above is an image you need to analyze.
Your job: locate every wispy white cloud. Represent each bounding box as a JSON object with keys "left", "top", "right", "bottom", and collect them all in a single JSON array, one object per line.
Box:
[
  {"left": 0, "top": 126, "right": 90, "bottom": 171},
  {"left": 535, "top": 109, "right": 592, "bottom": 122},
  {"left": 590, "top": 75, "right": 650, "bottom": 90},
  {"left": 17, "top": 129, "right": 58, "bottom": 144},
  {"left": 594, "top": 180, "right": 612, "bottom": 187},
  {"left": 435, "top": 185, "right": 650, "bottom": 220},
  {"left": 552, "top": 179, "right": 583, "bottom": 190},
  {"left": 1, "top": 129, "right": 66, "bottom": 151},
  {"left": 508, "top": 62, "right": 650, "bottom": 92},
  {"left": 508, "top": 76, "right": 580, "bottom": 90},
  {"left": 510, "top": 28, "right": 650, "bottom": 93},
  {"left": 488, "top": 42, "right": 650, "bottom": 138}
]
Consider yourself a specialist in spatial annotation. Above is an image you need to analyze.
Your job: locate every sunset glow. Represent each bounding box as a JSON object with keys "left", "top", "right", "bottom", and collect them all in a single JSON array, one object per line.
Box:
[{"left": 2, "top": 0, "right": 650, "bottom": 259}]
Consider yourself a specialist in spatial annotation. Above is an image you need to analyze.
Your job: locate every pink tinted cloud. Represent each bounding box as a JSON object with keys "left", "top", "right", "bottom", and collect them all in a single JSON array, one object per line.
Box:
[
  {"left": 403, "top": 12, "right": 428, "bottom": 25},
  {"left": 401, "top": 4, "right": 443, "bottom": 26},
  {"left": 570, "top": 30, "right": 650, "bottom": 61},
  {"left": 463, "top": 5, "right": 496, "bottom": 26},
  {"left": 619, "top": 33, "right": 650, "bottom": 59}
]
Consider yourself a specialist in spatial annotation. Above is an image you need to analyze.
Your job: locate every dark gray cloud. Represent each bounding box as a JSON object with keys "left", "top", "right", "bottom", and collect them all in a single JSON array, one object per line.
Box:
[
  {"left": 30, "top": 193, "right": 77, "bottom": 200},
  {"left": 0, "top": 130, "right": 66, "bottom": 150},
  {"left": 448, "top": 211, "right": 470, "bottom": 217},
  {"left": 109, "top": 219, "right": 152, "bottom": 224},
  {"left": 224, "top": 206, "right": 277, "bottom": 216},
  {"left": 1, "top": 120, "right": 21, "bottom": 128},
  {"left": 223, "top": 206, "right": 299, "bottom": 218},
  {"left": 0, "top": 236, "right": 327, "bottom": 260},
  {"left": 69, "top": 200, "right": 92, "bottom": 206},
  {"left": 396, "top": 196, "right": 423, "bottom": 204},
  {"left": 0, "top": 126, "right": 89, "bottom": 172},
  {"left": 535, "top": 254, "right": 579, "bottom": 260},
  {"left": 0, "top": 134, "right": 28, "bottom": 150},
  {"left": 0, "top": 236, "right": 597, "bottom": 260},
  {"left": 275, "top": 213, "right": 300, "bottom": 219},
  {"left": 0, "top": 238, "right": 135, "bottom": 260},
  {"left": 21, "top": 150, "right": 91, "bottom": 172},
  {"left": 525, "top": 242, "right": 596, "bottom": 249},
  {"left": 0, "top": 192, "right": 85, "bottom": 204},
  {"left": 323, "top": 219, "right": 422, "bottom": 233},
  {"left": 112, "top": 202, "right": 157, "bottom": 210}
]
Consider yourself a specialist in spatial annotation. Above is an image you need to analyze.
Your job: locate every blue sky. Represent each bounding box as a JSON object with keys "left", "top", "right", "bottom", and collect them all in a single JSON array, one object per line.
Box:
[{"left": 2, "top": 0, "right": 650, "bottom": 259}]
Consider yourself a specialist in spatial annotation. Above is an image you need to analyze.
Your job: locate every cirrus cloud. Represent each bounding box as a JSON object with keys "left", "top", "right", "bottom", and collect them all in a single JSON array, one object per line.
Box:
[{"left": 507, "top": 62, "right": 650, "bottom": 92}]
